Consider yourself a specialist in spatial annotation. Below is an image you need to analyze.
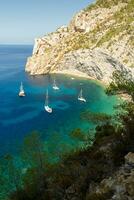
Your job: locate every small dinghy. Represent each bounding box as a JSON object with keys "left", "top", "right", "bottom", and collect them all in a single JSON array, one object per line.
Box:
[
  {"left": 78, "top": 89, "right": 86, "bottom": 102},
  {"left": 52, "top": 79, "right": 59, "bottom": 90},
  {"left": 44, "top": 90, "right": 52, "bottom": 113},
  {"left": 19, "top": 82, "right": 25, "bottom": 97}
]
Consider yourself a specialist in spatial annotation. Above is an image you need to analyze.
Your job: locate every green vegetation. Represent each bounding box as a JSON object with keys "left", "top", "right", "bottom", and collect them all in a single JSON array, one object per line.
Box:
[
  {"left": 70, "top": 128, "right": 86, "bottom": 141},
  {"left": 97, "top": 0, "right": 129, "bottom": 8},
  {"left": 106, "top": 70, "right": 134, "bottom": 100},
  {"left": 0, "top": 155, "right": 23, "bottom": 200},
  {"left": 1, "top": 2, "right": 134, "bottom": 199},
  {"left": 85, "top": 0, "right": 130, "bottom": 10},
  {"left": 84, "top": 2, "right": 97, "bottom": 12},
  {"left": 21, "top": 131, "right": 45, "bottom": 169},
  {"left": 64, "top": 33, "right": 95, "bottom": 52},
  {"left": 96, "top": 26, "right": 123, "bottom": 47},
  {"left": 86, "top": 190, "right": 114, "bottom": 200},
  {"left": 69, "top": 0, "right": 134, "bottom": 53},
  {"left": 45, "top": 0, "right": 133, "bottom": 68},
  {"left": 96, "top": 0, "right": 134, "bottom": 47},
  {"left": 0, "top": 0, "right": 133, "bottom": 199},
  {"left": 81, "top": 111, "right": 112, "bottom": 124},
  {"left": 3, "top": 69, "right": 133, "bottom": 200}
]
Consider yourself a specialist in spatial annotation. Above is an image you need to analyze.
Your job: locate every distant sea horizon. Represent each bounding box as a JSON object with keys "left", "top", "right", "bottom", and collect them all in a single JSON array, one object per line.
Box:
[{"left": 0, "top": 44, "right": 33, "bottom": 46}]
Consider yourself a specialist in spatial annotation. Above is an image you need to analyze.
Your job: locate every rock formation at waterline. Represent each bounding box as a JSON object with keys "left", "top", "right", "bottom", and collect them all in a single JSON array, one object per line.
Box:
[{"left": 26, "top": 0, "right": 134, "bottom": 84}]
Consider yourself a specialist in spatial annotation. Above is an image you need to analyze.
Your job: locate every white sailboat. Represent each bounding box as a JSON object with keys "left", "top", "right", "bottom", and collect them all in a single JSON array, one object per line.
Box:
[
  {"left": 52, "top": 79, "right": 59, "bottom": 90},
  {"left": 44, "top": 90, "right": 52, "bottom": 113},
  {"left": 19, "top": 82, "right": 25, "bottom": 97},
  {"left": 78, "top": 89, "right": 86, "bottom": 102}
]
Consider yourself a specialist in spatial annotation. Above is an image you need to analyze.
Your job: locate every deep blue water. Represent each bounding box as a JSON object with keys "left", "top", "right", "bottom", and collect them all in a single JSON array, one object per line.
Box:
[{"left": 0, "top": 45, "right": 118, "bottom": 159}]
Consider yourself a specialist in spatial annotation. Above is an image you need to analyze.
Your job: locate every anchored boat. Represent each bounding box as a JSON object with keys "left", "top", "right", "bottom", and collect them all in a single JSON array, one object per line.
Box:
[
  {"left": 44, "top": 90, "right": 52, "bottom": 113},
  {"left": 52, "top": 79, "right": 59, "bottom": 90},
  {"left": 78, "top": 89, "right": 86, "bottom": 102},
  {"left": 19, "top": 82, "right": 25, "bottom": 97}
]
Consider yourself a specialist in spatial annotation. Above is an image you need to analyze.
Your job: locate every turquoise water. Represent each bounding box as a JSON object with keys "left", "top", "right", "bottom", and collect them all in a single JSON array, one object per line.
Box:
[
  {"left": 0, "top": 45, "right": 118, "bottom": 159},
  {"left": 0, "top": 44, "right": 120, "bottom": 199}
]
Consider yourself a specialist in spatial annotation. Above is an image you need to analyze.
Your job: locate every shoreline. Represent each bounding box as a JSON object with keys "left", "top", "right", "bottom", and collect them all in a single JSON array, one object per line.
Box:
[
  {"left": 51, "top": 70, "right": 132, "bottom": 102},
  {"left": 51, "top": 69, "right": 108, "bottom": 88},
  {"left": 28, "top": 69, "right": 132, "bottom": 102},
  {"left": 118, "top": 93, "right": 133, "bottom": 102}
]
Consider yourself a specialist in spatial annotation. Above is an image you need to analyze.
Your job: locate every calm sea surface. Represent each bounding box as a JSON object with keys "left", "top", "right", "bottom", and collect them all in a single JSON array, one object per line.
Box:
[{"left": 0, "top": 45, "right": 118, "bottom": 159}]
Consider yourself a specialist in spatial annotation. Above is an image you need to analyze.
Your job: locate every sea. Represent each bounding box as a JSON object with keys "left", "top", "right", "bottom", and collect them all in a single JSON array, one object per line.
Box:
[
  {"left": 0, "top": 44, "right": 120, "bottom": 199},
  {"left": 0, "top": 44, "right": 119, "bottom": 159}
]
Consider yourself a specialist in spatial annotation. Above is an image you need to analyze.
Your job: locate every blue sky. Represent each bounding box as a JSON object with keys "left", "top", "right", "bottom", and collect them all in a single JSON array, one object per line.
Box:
[{"left": 0, "top": 0, "right": 94, "bottom": 44}]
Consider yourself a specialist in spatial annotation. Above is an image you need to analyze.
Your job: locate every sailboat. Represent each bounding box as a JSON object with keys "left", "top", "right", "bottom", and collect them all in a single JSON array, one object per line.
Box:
[
  {"left": 52, "top": 79, "right": 59, "bottom": 90},
  {"left": 78, "top": 89, "right": 86, "bottom": 102},
  {"left": 44, "top": 90, "right": 52, "bottom": 113},
  {"left": 19, "top": 82, "right": 25, "bottom": 97}
]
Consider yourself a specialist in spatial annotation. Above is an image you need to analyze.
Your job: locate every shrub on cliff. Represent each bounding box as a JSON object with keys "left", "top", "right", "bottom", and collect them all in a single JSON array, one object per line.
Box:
[
  {"left": 9, "top": 70, "right": 134, "bottom": 199},
  {"left": 106, "top": 70, "right": 134, "bottom": 100}
]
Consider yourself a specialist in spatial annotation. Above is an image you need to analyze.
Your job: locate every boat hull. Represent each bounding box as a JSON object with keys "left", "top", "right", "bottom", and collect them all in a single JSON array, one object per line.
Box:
[
  {"left": 78, "top": 97, "right": 86, "bottom": 102},
  {"left": 19, "top": 92, "right": 25, "bottom": 97},
  {"left": 44, "top": 106, "right": 52, "bottom": 113},
  {"left": 53, "top": 86, "right": 59, "bottom": 90}
]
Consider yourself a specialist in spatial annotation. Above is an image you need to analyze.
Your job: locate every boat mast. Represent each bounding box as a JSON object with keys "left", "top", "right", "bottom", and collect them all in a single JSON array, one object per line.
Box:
[
  {"left": 45, "top": 90, "right": 49, "bottom": 106},
  {"left": 20, "top": 82, "right": 23, "bottom": 91},
  {"left": 53, "top": 79, "right": 56, "bottom": 87},
  {"left": 80, "top": 89, "right": 83, "bottom": 98}
]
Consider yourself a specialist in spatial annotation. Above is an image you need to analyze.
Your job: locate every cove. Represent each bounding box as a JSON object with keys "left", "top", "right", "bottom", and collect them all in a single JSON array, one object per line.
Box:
[{"left": 0, "top": 45, "right": 119, "bottom": 161}]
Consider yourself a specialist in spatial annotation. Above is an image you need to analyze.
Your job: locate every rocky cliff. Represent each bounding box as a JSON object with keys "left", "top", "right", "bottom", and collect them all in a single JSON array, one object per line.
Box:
[
  {"left": 64, "top": 152, "right": 134, "bottom": 200},
  {"left": 26, "top": 0, "right": 134, "bottom": 84}
]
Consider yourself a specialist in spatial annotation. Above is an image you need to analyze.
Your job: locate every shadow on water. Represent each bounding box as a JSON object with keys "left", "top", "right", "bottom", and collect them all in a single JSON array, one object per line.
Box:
[
  {"left": 0, "top": 45, "right": 120, "bottom": 200},
  {"left": 0, "top": 45, "right": 119, "bottom": 158}
]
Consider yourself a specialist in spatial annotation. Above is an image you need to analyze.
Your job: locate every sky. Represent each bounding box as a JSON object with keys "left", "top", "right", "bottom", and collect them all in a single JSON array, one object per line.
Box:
[{"left": 0, "top": 0, "right": 94, "bottom": 44}]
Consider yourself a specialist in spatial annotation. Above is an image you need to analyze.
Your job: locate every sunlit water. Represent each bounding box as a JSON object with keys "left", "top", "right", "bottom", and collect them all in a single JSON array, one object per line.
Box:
[
  {"left": 0, "top": 45, "right": 119, "bottom": 159},
  {"left": 0, "top": 44, "right": 120, "bottom": 199}
]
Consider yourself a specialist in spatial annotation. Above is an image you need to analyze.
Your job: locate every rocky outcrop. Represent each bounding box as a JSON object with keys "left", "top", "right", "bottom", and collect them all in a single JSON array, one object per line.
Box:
[
  {"left": 69, "top": 3, "right": 124, "bottom": 33},
  {"left": 26, "top": 0, "right": 134, "bottom": 84},
  {"left": 53, "top": 48, "right": 131, "bottom": 84},
  {"left": 86, "top": 152, "right": 134, "bottom": 200},
  {"left": 63, "top": 153, "right": 134, "bottom": 200}
]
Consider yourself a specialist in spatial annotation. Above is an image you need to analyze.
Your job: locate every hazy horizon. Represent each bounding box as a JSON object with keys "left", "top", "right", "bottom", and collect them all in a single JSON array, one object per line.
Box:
[{"left": 0, "top": 0, "right": 94, "bottom": 45}]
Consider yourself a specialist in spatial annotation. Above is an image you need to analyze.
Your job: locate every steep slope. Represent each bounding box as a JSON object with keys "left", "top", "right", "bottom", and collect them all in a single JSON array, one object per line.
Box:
[{"left": 26, "top": 0, "right": 134, "bottom": 84}]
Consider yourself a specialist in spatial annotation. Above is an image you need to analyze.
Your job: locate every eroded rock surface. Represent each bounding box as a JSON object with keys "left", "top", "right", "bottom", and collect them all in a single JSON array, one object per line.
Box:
[{"left": 26, "top": 0, "right": 134, "bottom": 84}]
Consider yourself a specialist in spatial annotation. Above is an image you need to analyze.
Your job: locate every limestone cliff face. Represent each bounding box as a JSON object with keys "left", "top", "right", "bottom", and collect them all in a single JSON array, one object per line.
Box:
[
  {"left": 54, "top": 48, "right": 128, "bottom": 84},
  {"left": 26, "top": 0, "right": 134, "bottom": 84}
]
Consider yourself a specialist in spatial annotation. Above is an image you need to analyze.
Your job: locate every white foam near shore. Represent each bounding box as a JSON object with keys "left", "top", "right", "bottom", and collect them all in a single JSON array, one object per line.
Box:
[
  {"left": 51, "top": 69, "right": 108, "bottom": 86},
  {"left": 51, "top": 69, "right": 133, "bottom": 102},
  {"left": 51, "top": 69, "right": 89, "bottom": 79}
]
